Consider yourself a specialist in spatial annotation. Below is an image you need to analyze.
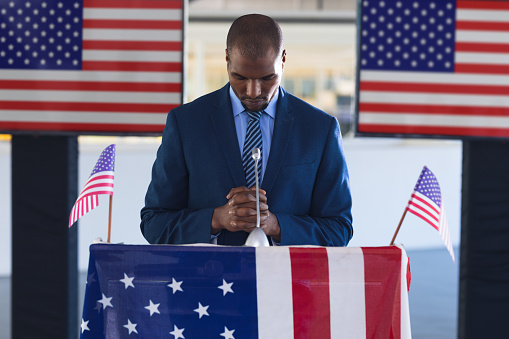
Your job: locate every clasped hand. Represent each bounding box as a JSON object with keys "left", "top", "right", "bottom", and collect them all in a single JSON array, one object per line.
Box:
[{"left": 211, "top": 186, "right": 280, "bottom": 240}]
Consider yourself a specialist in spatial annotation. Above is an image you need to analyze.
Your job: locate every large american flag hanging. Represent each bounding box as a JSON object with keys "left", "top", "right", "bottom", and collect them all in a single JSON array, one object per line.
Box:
[
  {"left": 69, "top": 144, "right": 115, "bottom": 227},
  {"left": 80, "top": 244, "right": 411, "bottom": 339},
  {"left": 406, "top": 166, "right": 455, "bottom": 261},
  {"left": 0, "top": 0, "right": 183, "bottom": 134},
  {"left": 356, "top": 0, "right": 509, "bottom": 139}
]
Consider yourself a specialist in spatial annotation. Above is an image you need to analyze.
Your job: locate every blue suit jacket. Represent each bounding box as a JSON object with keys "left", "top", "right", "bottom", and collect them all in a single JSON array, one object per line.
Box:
[{"left": 141, "top": 84, "right": 353, "bottom": 246}]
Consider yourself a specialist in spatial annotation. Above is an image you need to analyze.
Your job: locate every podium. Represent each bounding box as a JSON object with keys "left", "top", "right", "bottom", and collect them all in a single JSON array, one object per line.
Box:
[{"left": 80, "top": 244, "right": 411, "bottom": 338}]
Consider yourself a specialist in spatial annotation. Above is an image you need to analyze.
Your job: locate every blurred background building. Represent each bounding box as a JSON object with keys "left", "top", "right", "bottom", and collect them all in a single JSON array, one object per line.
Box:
[{"left": 186, "top": 0, "right": 357, "bottom": 135}]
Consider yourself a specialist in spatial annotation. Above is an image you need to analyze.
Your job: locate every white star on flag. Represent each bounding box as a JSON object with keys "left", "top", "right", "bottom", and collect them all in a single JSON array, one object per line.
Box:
[
  {"left": 97, "top": 293, "right": 113, "bottom": 309},
  {"left": 170, "top": 324, "right": 185, "bottom": 339},
  {"left": 193, "top": 302, "right": 209, "bottom": 319},
  {"left": 220, "top": 326, "right": 235, "bottom": 339},
  {"left": 123, "top": 319, "right": 138, "bottom": 335},
  {"left": 218, "top": 279, "right": 234, "bottom": 296},
  {"left": 167, "top": 277, "right": 183, "bottom": 294},
  {"left": 144, "top": 300, "right": 160, "bottom": 316},
  {"left": 120, "top": 273, "right": 135, "bottom": 289},
  {"left": 80, "top": 319, "right": 89, "bottom": 333}
]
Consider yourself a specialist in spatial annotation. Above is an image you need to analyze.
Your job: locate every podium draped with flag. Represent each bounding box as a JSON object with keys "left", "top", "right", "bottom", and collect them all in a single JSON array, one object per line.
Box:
[{"left": 80, "top": 244, "right": 411, "bottom": 339}]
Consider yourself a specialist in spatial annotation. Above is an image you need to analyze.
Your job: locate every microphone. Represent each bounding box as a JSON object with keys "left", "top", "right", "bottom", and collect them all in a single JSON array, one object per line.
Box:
[
  {"left": 252, "top": 148, "right": 261, "bottom": 228},
  {"left": 244, "top": 147, "right": 269, "bottom": 247}
]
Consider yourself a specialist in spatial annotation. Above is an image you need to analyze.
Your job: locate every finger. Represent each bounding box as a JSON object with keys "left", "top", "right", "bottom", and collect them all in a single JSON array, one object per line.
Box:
[
  {"left": 229, "top": 220, "right": 257, "bottom": 231},
  {"left": 229, "top": 207, "right": 257, "bottom": 217},
  {"left": 226, "top": 186, "right": 250, "bottom": 199},
  {"left": 249, "top": 186, "right": 267, "bottom": 195},
  {"left": 229, "top": 191, "right": 257, "bottom": 206}
]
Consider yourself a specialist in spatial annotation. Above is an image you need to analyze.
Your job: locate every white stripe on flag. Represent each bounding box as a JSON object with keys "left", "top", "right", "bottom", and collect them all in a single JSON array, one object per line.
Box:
[
  {"left": 0, "top": 69, "right": 182, "bottom": 83},
  {"left": 439, "top": 202, "right": 456, "bottom": 262},
  {"left": 359, "top": 113, "right": 509, "bottom": 129},
  {"left": 361, "top": 70, "right": 509, "bottom": 86},
  {"left": 359, "top": 91, "right": 509, "bottom": 107},
  {"left": 82, "top": 50, "right": 182, "bottom": 63},
  {"left": 455, "top": 30, "right": 509, "bottom": 44},
  {"left": 0, "top": 90, "right": 181, "bottom": 104},
  {"left": 256, "top": 247, "right": 294, "bottom": 339},
  {"left": 327, "top": 247, "right": 366, "bottom": 339},
  {"left": 395, "top": 244, "right": 412, "bottom": 339},
  {"left": 456, "top": 8, "right": 509, "bottom": 22},
  {"left": 1, "top": 111, "right": 167, "bottom": 125},
  {"left": 82, "top": 29, "right": 182, "bottom": 41},
  {"left": 456, "top": 52, "right": 509, "bottom": 65},
  {"left": 83, "top": 8, "right": 182, "bottom": 21}
]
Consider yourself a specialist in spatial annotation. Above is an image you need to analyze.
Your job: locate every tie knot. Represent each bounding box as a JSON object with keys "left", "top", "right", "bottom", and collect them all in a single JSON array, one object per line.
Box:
[{"left": 247, "top": 111, "right": 263, "bottom": 121}]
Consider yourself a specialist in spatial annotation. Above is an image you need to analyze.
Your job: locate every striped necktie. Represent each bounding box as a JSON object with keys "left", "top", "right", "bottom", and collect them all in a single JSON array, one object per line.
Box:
[{"left": 242, "top": 111, "right": 263, "bottom": 188}]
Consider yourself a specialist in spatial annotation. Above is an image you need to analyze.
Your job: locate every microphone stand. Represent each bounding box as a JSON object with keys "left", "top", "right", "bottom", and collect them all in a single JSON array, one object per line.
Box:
[{"left": 244, "top": 148, "right": 270, "bottom": 247}]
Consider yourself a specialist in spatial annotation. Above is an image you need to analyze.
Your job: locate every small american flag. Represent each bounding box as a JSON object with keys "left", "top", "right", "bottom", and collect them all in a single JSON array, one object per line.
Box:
[
  {"left": 406, "top": 166, "right": 455, "bottom": 261},
  {"left": 0, "top": 0, "right": 183, "bottom": 134},
  {"left": 357, "top": 0, "right": 509, "bottom": 139},
  {"left": 69, "top": 144, "right": 115, "bottom": 228}
]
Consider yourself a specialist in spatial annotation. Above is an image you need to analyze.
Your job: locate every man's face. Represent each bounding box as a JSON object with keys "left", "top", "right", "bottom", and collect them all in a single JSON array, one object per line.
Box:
[{"left": 226, "top": 47, "right": 286, "bottom": 112}]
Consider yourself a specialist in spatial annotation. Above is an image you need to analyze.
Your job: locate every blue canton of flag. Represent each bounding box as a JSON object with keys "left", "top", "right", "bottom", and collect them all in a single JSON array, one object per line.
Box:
[
  {"left": 81, "top": 245, "right": 258, "bottom": 339},
  {"left": 0, "top": 0, "right": 83, "bottom": 70},
  {"left": 413, "top": 166, "right": 442, "bottom": 207},
  {"left": 91, "top": 144, "right": 115, "bottom": 175},
  {"left": 360, "top": 0, "right": 456, "bottom": 72}
]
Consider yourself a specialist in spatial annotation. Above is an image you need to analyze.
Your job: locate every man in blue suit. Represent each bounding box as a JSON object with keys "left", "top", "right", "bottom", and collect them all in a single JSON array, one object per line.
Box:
[{"left": 141, "top": 14, "right": 353, "bottom": 246}]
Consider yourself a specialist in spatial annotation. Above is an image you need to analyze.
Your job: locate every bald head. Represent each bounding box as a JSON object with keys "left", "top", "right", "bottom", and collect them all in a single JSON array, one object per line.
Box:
[{"left": 226, "top": 14, "right": 284, "bottom": 60}]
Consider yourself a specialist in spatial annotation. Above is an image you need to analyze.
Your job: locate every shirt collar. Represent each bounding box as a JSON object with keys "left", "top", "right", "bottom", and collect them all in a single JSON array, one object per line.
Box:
[{"left": 229, "top": 85, "right": 278, "bottom": 119}]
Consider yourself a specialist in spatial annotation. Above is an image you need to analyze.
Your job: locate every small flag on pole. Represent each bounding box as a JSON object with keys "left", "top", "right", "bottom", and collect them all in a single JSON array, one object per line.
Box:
[
  {"left": 69, "top": 144, "right": 115, "bottom": 228},
  {"left": 406, "top": 166, "right": 455, "bottom": 261}
]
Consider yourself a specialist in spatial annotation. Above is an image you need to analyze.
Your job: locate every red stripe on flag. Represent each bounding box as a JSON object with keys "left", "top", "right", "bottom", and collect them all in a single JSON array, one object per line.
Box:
[
  {"left": 84, "top": 0, "right": 183, "bottom": 9},
  {"left": 360, "top": 81, "right": 509, "bottom": 96},
  {"left": 359, "top": 102, "right": 509, "bottom": 117},
  {"left": 457, "top": 0, "right": 509, "bottom": 10},
  {"left": 357, "top": 124, "right": 509, "bottom": 138},
  {"left": 456, "top": 21, "right": 509, "bottom": 32},
  {"left": 456, "top": 42, "right": 509, "bottom": 53},
  {"left": 82, "top": 183, "right": 114, "bottom": 192},
  {"left": 0, "top": 101, "right": 175, "bottom": 113},
  {"left": 289, "top": 247, "right": 331, "bottom": 339},
  {"left": 407, "top": 194, "right": 440, "bottom": 222},
  {"left": 83, "top": 19, "right": 182, "bottom": 30},
  {"left": 362, "top": 246, "right": 402, "bottom": 339},
  {"left": 89, "top": 174, "right": 115, "bottom": 181},
  {"left": 0, "top": 121, "right": 165, "bottom": 133},
  {"left": 83, "top": 40, "right": 182, "bottom": 51},
  {"left": 0, "top": 80, "right": 182, "bottom": 93},
  {"left": 406, "top": 208, "right": 439, "bottom": 231},
  {"left": 455, "top": 63, "right": 509, "bottom": 75},
  {"left": 82, "top": 61, "right": 182, "bottom": 72}
]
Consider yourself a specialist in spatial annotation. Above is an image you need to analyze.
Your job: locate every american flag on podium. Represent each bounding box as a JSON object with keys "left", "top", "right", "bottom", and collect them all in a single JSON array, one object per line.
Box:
[
  {"left": 357, "top": 0, "right": 509, "bottom": 139},
  {"left": 69, "top": 144, "right": 115, "bottom": 228},
  {"left": 0, "top": 0, "right": 183, "bottom": 134},
  {"left": 80, "top": 245, "right": 411, "bottom": 339},
  {"left": 406, "top": 166, "right": 455, "bottom": 261}
]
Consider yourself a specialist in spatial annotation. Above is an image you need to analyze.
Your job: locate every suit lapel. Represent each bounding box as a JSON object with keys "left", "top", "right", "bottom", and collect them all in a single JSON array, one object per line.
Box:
[
  {"left": 262, "top": 88, "right": 294, "bottom": 196},
  {"left": 210, "top": 84, "right": 247, "bottom": 187}
]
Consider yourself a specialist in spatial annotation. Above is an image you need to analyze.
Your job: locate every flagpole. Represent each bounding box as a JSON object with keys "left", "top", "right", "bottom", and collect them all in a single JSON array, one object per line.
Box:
[
  {"left": 390, "top": 208, "right": 408, "bottom": 245},
  {"left": 107, "top": 195, "right": 113, "bottom": 243}
]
